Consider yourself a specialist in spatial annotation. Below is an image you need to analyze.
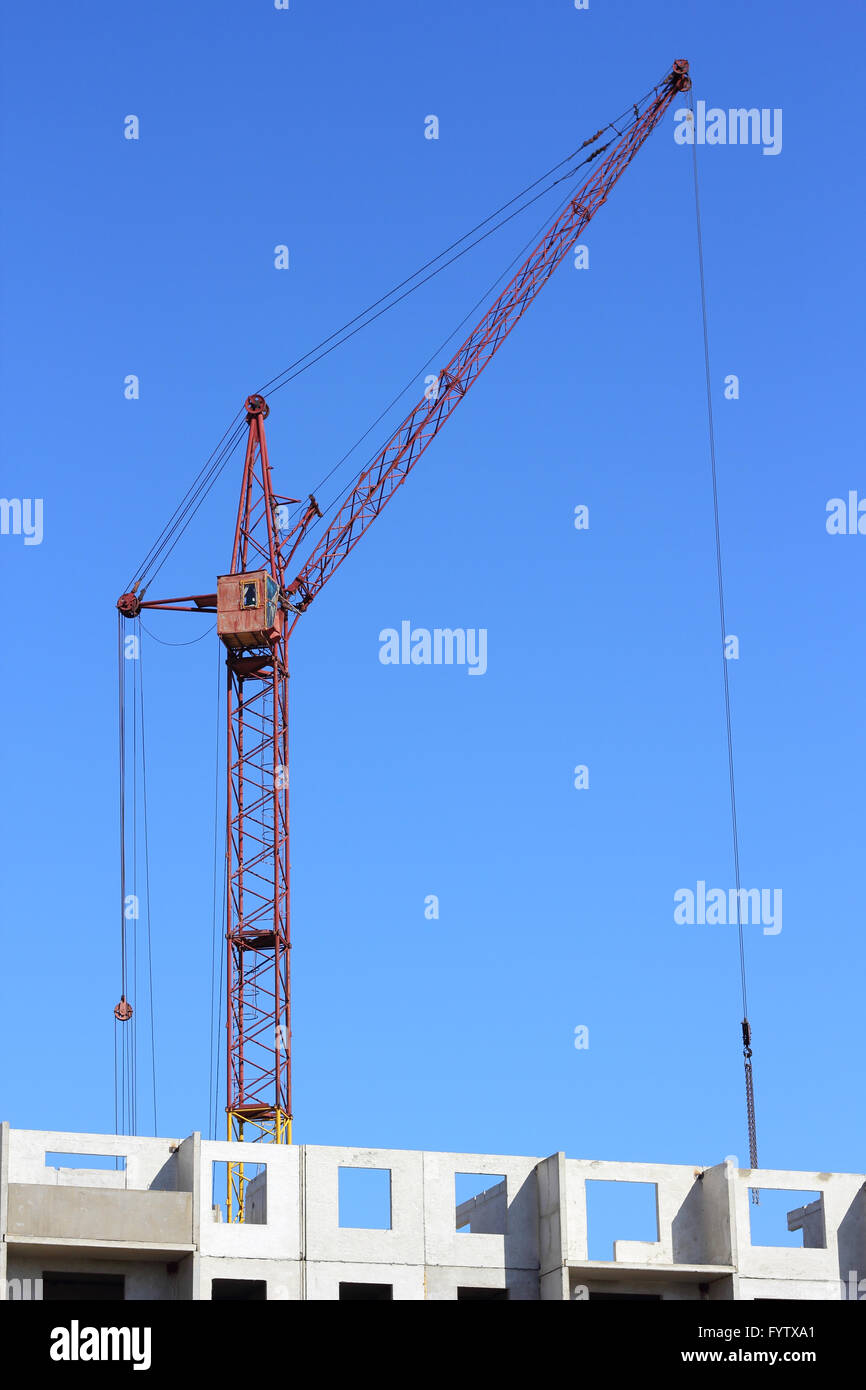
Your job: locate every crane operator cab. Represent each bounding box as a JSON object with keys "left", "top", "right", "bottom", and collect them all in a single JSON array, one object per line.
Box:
[{"left": 217, "top": 569, "right": 283, "bottom": 649}]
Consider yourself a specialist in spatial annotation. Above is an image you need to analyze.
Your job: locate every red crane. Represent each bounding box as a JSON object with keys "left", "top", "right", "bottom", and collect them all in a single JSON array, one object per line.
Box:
[{"left": 117, "top": 60, "right": 691, "bottom": 1218}]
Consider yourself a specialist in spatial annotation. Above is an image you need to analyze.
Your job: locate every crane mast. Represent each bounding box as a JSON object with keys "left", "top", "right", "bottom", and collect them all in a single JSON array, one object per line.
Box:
[
  {"left": 224, "top": 398, "right": 291, "bottom": 1160},
  {"left": 116, "top": 60, "right": 691, "bottom": 1219}
]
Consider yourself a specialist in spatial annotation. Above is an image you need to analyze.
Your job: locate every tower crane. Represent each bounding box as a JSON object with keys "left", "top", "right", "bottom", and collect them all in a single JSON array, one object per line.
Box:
[{"left": 117, "top": 61, "right": 694, "bottom": 1218}]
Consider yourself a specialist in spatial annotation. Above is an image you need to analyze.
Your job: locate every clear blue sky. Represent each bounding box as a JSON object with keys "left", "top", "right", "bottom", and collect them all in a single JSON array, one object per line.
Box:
[{"left": 1, "top": 0, "right": 864, "bottom": 1218}]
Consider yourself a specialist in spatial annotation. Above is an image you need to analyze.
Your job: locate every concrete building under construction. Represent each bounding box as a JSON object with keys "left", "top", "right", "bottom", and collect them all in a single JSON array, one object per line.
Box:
[
  {"left": 0, "top": 64, "right": 854, "bottom": 1319},
  {"left": 2, "top": 1125, "right": 863, "bottom": 1301}
]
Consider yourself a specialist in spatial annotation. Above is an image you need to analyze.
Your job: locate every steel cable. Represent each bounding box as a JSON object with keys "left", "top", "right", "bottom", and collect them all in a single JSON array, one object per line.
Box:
[
  {"left": 127, "top": 75, "right": 672, "bottom": 591},
  {"left": 687, "top": 85, "right": 760, "bottom": 1199}
]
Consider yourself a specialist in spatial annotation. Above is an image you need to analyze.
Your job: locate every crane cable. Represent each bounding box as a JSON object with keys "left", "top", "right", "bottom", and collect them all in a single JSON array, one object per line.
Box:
[
  {"left": 687, "top": 86, "right": 760, "bottom": 1199},
  {"left": 114, "top": 614, "right": 159, "bottom": 1136},
  {"left": 258, "top": 83, "right": 672, "bottom": 533},
  {"left": 255, "top": 71, "right": 667, "bottom": 407},
  {"left": 126, "top": 418, "right": 248, "bottom": 594},
  {"left": 138, "top": 627, "right": 159, "bottom": 1134},
  {"left": 126, "top": 72, "right": 674, "bottom": 595},
  {"left": 292, "top": 159, "right": 602, "bottom": 552},
  {"left": 127, "top": 144, "right": 593, "bottom": 594}
]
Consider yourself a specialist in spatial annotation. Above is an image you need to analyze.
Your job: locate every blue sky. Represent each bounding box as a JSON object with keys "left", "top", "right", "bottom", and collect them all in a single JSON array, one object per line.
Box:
[{"left": 1, "top": 0, "right": 864, "bottom": 1227}]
